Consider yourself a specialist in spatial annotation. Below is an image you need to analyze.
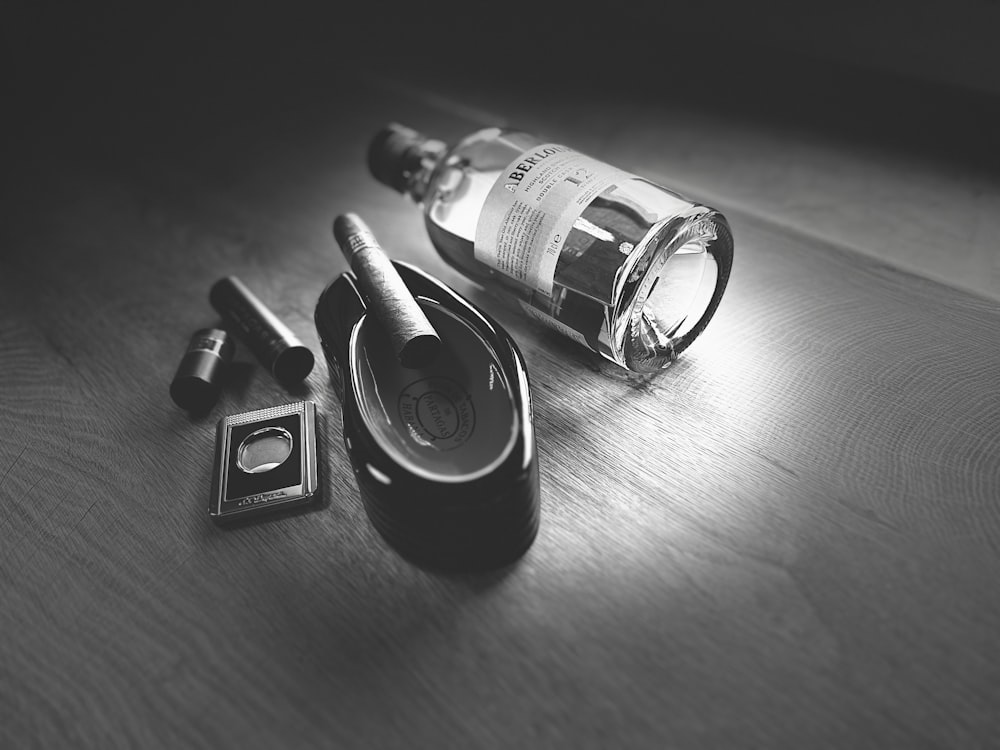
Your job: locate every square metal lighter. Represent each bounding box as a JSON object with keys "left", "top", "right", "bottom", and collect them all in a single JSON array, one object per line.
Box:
[{"left": 209, "top": 401, "right": 318, "bottom": 522}]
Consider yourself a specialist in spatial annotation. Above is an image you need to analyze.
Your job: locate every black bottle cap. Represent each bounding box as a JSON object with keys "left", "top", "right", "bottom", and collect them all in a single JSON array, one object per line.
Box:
[
  {"left": 170, "top": 328, "right": 235, "bottom": 413},
  {"left": 367, "top": 122, "right": 428, "bottom": 194},
  {"left": 209, "top": 276, "right": 315, "bottom": 386}
]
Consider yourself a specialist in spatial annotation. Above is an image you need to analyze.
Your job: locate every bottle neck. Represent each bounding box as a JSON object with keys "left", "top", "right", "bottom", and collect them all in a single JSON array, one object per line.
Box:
[
  {"left": 367, "top": 123, "right": 450, "bottom": 203},
  {"left": 400, "top": 138, "right": 447, "bottom": 204}
]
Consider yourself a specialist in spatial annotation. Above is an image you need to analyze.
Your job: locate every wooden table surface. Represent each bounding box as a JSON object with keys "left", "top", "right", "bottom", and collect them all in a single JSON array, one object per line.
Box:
[{"left": 3, "top": 14, "right": 1000, "bottom": 749}]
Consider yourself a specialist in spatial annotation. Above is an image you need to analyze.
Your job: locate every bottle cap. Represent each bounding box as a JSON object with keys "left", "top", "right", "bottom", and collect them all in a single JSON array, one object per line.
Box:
[
  {"left": 170, "top": 328, "right": 235, "bottom": 413},
  {"left": 366, "top": 123, "right": 429, "bottom": 194}
]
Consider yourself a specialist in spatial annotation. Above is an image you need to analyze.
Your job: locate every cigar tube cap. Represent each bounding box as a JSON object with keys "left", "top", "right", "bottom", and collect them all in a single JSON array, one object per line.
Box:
[
  {"left": 170, "top": 328, "right": 235, "bottom": 412},
  {"left": 209, "top": 276, "right": 315, "bottom": 386}
]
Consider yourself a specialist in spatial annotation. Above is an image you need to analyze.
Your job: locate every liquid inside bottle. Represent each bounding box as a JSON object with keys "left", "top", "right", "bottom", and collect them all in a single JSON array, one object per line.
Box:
[{"left": 375, "top": 126, "right": 733, "bottom": 373}]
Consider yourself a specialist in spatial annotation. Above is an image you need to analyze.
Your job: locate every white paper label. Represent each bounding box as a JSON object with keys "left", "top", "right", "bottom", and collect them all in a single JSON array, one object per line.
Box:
[{"left": 475, "top": 144, "right": 631, "bottom": 297}]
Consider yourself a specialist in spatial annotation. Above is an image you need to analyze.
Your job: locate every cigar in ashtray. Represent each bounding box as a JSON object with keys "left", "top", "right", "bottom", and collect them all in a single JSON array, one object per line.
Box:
[{"left": 332, "top": 212, "right": 441, "bottom": 369}]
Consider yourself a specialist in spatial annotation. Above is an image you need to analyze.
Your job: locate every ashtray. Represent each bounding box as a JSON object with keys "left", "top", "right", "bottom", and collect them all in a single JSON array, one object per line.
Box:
[{"left": 315, "top": 260, "right": 540, "bottom": 571}]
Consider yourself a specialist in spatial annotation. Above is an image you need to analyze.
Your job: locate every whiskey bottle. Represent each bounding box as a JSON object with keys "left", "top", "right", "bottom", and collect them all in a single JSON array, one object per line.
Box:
[{"left": 367, "top": 123, "right": 734, "bottom": 373}]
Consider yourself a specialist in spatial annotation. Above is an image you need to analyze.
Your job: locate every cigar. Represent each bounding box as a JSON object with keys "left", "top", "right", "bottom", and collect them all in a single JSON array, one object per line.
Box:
[{"left": 332, "top": 213, "right": 441, "bottom": 369}]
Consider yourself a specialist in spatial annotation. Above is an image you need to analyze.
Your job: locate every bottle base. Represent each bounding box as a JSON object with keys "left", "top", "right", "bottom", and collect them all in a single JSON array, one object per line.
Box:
[{"left": 611, "top": 210, "right": 734, "bottom": 373}]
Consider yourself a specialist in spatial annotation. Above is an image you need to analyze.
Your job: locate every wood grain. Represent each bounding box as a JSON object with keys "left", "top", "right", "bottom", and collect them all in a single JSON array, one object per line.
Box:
[{"left": 3, "top": 32, "right": 1000, "bottom": 750}]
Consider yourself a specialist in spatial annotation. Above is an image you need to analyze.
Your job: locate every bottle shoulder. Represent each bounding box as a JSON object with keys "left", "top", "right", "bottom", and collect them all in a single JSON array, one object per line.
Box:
[{"left": 445, "top": 128, "right": 545, "bottom": 163}]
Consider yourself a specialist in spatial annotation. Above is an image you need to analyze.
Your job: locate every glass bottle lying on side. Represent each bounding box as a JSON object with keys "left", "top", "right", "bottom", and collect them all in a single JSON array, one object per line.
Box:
[{"left": 367, "top": 123, "right": 734, "bottom": 374}]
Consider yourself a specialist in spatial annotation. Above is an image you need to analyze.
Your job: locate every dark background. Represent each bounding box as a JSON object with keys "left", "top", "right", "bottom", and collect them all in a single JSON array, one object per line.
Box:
[{"left": 6, "top": 1, "right": 1000, "bottom": 174}]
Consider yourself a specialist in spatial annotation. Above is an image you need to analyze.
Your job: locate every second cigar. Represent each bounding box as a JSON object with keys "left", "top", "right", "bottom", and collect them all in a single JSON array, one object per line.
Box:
[{"left": 332, "top": 213, "right": 441, "bottom": 369}]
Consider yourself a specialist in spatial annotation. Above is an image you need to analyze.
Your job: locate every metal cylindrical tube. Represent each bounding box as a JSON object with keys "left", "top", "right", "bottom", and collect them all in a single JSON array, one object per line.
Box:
[
  {"left": 209, "top": 276, "right": 314, "bottom": 385},
  {"left": 332, "top": 212, "right": 441, "bottom": 369},
  {"left": 170, "top": 328, "right": 235, "bottom": 412}
]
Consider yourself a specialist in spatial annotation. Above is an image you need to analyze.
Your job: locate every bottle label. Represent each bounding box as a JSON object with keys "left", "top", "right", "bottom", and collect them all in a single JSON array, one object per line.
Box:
[{"left": 475, "top": 143, "right": 632, "bottom": 297}]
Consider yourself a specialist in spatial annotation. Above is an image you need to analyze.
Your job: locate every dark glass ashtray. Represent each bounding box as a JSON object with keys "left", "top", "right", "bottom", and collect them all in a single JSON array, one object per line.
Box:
[{"left": 314, "top": 261, "right": 540, "bottom": 572}]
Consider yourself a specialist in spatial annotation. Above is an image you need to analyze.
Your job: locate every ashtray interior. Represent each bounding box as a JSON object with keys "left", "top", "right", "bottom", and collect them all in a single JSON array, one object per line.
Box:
[{"left": 351, "top": 301, "right": 519, "bottom": 483}]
